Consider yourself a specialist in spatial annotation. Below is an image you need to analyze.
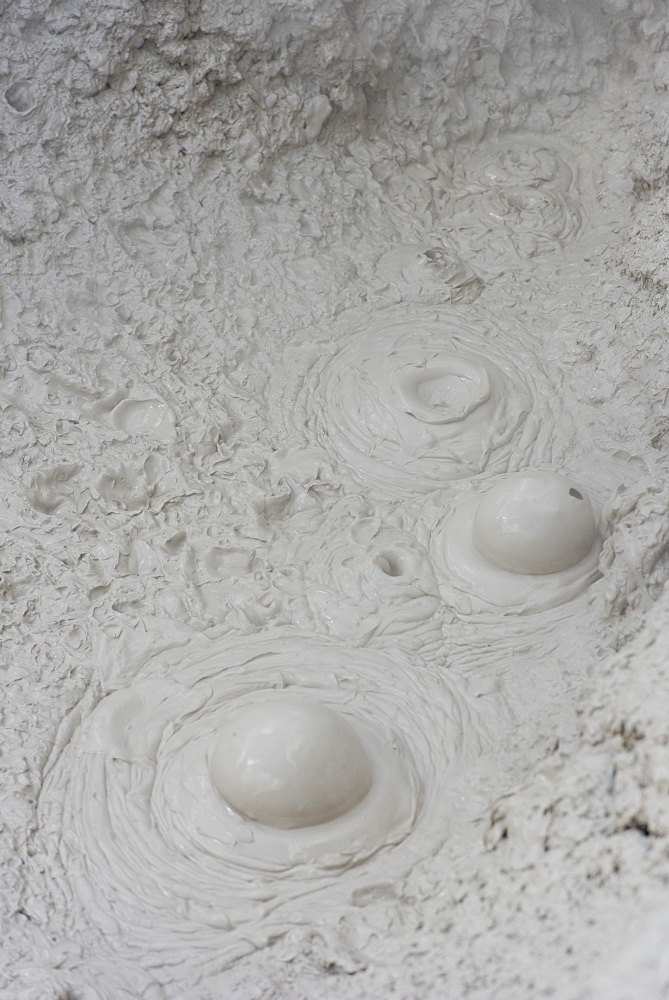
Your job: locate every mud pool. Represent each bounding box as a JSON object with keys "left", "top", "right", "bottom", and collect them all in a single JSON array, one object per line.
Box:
[{"left": 1, "top": 2, "right": 669, "bottom": 999}]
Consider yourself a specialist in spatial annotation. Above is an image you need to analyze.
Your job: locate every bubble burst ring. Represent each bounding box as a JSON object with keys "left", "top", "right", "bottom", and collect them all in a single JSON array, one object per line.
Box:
[{"left": 297, "top": 304, "right": 554, "bottom": 500}]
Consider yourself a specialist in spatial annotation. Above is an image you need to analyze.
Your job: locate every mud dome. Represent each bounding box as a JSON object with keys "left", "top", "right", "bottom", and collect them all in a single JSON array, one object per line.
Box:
[{"left": 2, "top": 2, "right": 669, "bottom": 999}]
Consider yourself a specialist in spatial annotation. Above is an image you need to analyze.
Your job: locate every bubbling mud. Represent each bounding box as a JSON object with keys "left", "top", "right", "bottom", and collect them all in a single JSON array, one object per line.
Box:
[
  {"left": 472, "top": 471, "right": 598, "bottom": 575},
  {"left": 6, "top": 2, "right": 665, "bottom": 986},
  {"left": 210, "top": 697, "right": 374, "bottom": 829},
  {"left": 298, "top": 305, "right": 556, "bottom": 500},
  {"left": 37, "top": 630, "right": 488, "bottom": 983},
  {"left": 451, "top": 135, "right": 588, "bottom": 258},
  {"left": 430, "top": 470, "right": 603, "bottom": 615}
]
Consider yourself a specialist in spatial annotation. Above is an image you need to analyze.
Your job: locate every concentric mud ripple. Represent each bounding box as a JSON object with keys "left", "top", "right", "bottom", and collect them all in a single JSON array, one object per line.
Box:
[
  {"left": 424, "top": 472, "right": 604, "bottom": 616},
  {"left": 37, "top": 630, "right": 484, "bottom": 983},
  {"left": 299, "top": 304, "right": 553, "bottom": 500},
  {"left": 452, "top": 135, "right": 587, "bottom": 257}
]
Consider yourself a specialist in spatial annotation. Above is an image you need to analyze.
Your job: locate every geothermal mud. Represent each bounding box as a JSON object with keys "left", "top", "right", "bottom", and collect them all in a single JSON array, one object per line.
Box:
[{"left": 1, "top": 2, "right": 669, "bottom": 1000}]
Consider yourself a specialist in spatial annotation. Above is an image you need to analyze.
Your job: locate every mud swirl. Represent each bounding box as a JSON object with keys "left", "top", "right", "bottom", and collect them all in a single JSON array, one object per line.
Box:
[
  {"left": 298, "top": 304, "right": 553, "bottom": 500},
  {"left": 37, "top": 630, "right": 485, "bottom": 985},
  {"left": 451, "top": 135, "right": 587, "bottom": 257}
]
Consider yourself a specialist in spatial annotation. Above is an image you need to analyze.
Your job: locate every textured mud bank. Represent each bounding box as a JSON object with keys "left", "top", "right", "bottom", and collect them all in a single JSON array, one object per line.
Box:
[{"left": 1, "top": 2, "right": 669, "bottom": 999}]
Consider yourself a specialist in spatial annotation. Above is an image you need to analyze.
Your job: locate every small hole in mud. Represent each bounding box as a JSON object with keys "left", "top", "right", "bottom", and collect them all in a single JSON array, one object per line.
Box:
[
  {"left": 375, "top": 552, "right": 406, "bottom": 577},
  {"left": 569, "top": 488, "right": 583, "bottom": 500},
  {"left": 4, "top": 81, "right": 34, "bottom": 114}
]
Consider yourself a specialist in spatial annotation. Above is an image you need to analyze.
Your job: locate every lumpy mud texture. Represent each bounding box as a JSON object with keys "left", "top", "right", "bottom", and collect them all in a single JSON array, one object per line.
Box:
[{"left": 2, "top": 2, "right": 669, "bottom": 1000}]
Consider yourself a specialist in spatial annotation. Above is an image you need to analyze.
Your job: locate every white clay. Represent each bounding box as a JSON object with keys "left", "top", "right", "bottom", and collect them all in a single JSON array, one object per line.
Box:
[
  {"left": 110, "top": 397, "right": 177, "bottom": 443},
  {"left": 269, "top": 502, "right": 443, "bottom": 653},
  {"left": 374, "top": 243, "right": 483, "bottom": 303},
  {"left": 472, "top": 471, "right": 598, "bottom": 575},
  {"left": 451, "top": 135, "right": 587, "bottom": 258},
  {"left": 37, "top": 630, "right": 477, "bottom": 980},
  {"left": 295, "top": 305, "right": 552, "bottom": 500},
  {"left": 4, "top": 3, "right": 669, "bottom": 999},
  {"left": 429, "top": 471, "right": 603, "bottom": 615},
  {"left": 210, "top": 697, "right": 374, "bottom": 828}
]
